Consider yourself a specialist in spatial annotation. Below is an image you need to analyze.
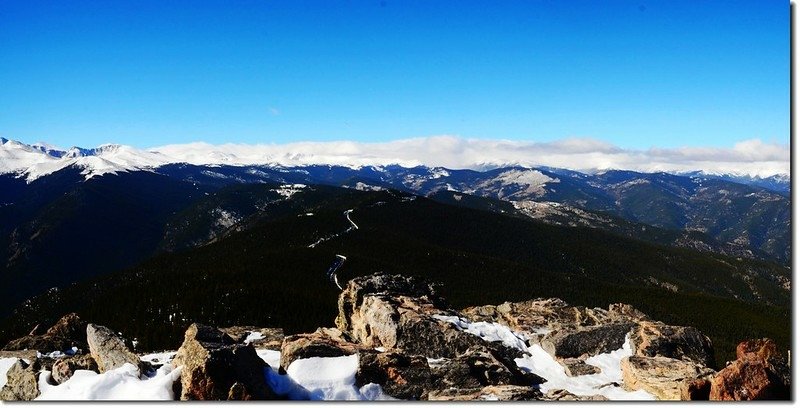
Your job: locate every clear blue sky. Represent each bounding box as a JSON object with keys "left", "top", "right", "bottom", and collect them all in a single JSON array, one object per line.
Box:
[{"left": 0, "top": 0, "right": 789, "bottom": 149}]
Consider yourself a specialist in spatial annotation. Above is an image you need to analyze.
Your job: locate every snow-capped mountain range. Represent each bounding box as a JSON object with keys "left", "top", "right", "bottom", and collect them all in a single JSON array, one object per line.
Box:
[{"left": 0, "top": 138, "right": 790, "bottom": 186}]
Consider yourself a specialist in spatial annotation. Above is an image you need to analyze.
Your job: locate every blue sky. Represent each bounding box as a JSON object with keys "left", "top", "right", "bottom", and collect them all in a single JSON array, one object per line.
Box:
[{"left": 0, "top": 0, "right": 789, "bottom": 150}]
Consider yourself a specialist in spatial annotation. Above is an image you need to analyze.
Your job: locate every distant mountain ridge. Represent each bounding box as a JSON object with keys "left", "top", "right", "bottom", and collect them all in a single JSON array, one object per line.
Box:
[{"left": 0, "top": 138, "right": 790, "bottom": 189}]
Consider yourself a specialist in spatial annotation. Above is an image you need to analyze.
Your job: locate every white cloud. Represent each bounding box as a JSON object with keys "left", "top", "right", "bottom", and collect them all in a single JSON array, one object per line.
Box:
[{"left": 150, "top": 136, "right": 789, "bottom": 177}]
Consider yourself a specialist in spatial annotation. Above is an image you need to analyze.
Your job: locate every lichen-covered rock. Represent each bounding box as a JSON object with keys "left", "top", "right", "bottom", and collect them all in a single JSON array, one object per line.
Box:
[
  {"left": 86, "top": 324, "right": 141, "bottom": 373},
  {"left": 540, "top": 323, "right": 635, "bottom": 359},
  {"left": 172, "top": 323, "right": 274, "bottom": 400},
  {"left": 51, "top": 354, "right": 99, "bottom": 384},
  {"left": 336, "top": 273, "right": 447, "bottom": 334},
  {"left": 279, "top": 327, "right": 364, "bottom": 371},
  {"left": 630, "top": 321, "right": 714, "bottom": 367},
  {"left": 0, "top": 359, "right": 42, "bottom": 401},
  {"left": 708, "top": 339, "right": 789, "bottom": 401},
  {"left": 220, "top": 326, "right": 284, "bottom": 350},
  {"left": 543, "top": 389, "right": 609, "bottom": 401},
  {"left": 336, "top": 274, "right": 526, "bottom": 363},
  {"left": 428, "top": 345, "right": 543, "bottom": 395},
  {"left": 462, "top": 299, "right": 649, "bottom": 340},
  {"left": 428, "top": 385, "right": 542, "bottom": 401},
  {"left": 560, "top": 358, "right": 601, "bottom": 376},
  {"left": 620, "top": 355, "right": 714, "bottom": 400},
  {"left": 355, "top": 350, "right": 432, "bottom": 400}
]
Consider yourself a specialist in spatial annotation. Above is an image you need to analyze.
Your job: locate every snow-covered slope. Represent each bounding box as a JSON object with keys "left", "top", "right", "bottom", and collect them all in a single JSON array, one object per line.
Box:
[
  {"left": 0, "top": 139, "right": 172, "bottom": 181},
  {"left": 0, "top": 138, "right": 61, "bottom": 175}
]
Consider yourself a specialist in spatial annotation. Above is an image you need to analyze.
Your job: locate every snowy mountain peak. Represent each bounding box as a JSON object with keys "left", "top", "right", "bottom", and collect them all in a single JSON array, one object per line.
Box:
[{"left": 0, "top": 138, "right": 170, "bottom": 182}]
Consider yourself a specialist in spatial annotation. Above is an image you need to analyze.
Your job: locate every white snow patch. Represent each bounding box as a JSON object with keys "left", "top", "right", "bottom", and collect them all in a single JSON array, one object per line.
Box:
[
  {"left": 0, "top": 358, "right": 17, "bottom": 389},
  {"left": 139, "top": 351, "right": 176, "bottom": 366},
  {"left": 432, "top": 314, "right": 529, "bottom": 352},
  {"left": 256, "top": 349, "right": 282, "bottom": 369},
  {"left": 264, "top": 355, "right": 394, "bottom": 400},
  {"left": 434, "top": 312, "right": 652, "bottom": 401},
  {"left": 244, "top": 331, "right": 265, "bottom": 345},
  {"left": 429, "top": 168, "right": 450, "bottom": 179},
  {"left": 36, "top": 363, "right": 182, "bottom": 400},
  {"left": 514, "top": 336, "right": 655, "bottom": 400},
  {"left": 352, "top": 182, "right": 385, "bottom": 191},
  {"left": 212, "top": 208, "right": 240, "bottom": 229},
  {"left": 273, "top": 184, "right": 306, "bottom": 199}
]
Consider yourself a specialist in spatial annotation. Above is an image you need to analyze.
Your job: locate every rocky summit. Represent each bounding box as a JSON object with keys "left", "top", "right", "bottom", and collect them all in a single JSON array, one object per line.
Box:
[{"left": 0, "top": 273, "right": 791, "bottom": 401}]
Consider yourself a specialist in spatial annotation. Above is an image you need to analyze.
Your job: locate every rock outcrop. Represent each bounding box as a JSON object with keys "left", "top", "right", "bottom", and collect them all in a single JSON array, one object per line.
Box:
[
  {"left": 709, "top": 338, "right": 789, "bottom": 400},
  {"left": 630, "top": 321, "right": 714, "bottom": 367},
  {"left": 335, "top": 273, "right": 543, "bottom": 394},
  {"left": 3, "top": 274, "right": 785, "bottom": 402},
  {"left": 355, "top": 350, "right": 432, "bottom": 400},
  {"left": 171, "top": 323, "right": 275, "bottom": 400},
  {"left": 2, "top": 313, "right": 88, "bottom": 353},
  {"left": 0, "top": 359, "right": 44, "bottom": 401},
  {"left": 541, "top": 323, "right": 635, "bottom": 359},
  {"left": 279, "top": 327, "right": 364, "bottom": 371},
  {"left": 620, "top": 355, "right": 714, "bottom": 400},
  {"left": 86, "top": 324, "right": 142, "bottom": 373},
  {"left": 51, "top": 354, "right": 99, "bottom": 384}
]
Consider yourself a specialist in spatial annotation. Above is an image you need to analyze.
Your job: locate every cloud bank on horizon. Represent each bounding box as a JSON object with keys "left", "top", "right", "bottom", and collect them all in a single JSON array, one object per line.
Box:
[{"left": 152, "top": 136, "right": 789, "bottom": 177}]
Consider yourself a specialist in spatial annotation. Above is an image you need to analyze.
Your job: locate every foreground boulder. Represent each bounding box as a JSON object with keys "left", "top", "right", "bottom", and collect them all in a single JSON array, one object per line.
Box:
[
  {"left": 51, "top": 354, "right": 99, "bottom": 384},
  {"left": 86, "top": 324, "right": 142, "bottom": 373},
  {"left": 620, "top": 355, "right": 714, "bottom": 400},
  {"left": 280, "top": 327, "right": 364, "bottom": 371},
  {"left": 630, "top": 321, "right": 714, "bottom": 367},
  {"left": 540, "top": 322, "right": 635, "bottom": 359},
  {"left": 0, "top": 359, "right": 43, "bottom": 401},
  {"left": 429, "top": 345, "right": 541, "bottom": 391},
  {"left": 709, "top": 338, "right": 789, "bottom": 400},
  {"left": 172, "top": 323, "right": 275, "bottom": 400},
  {"left": 355, "top": 350, "right": 432, "bottom": 400},
  {"left": 336, "top": 273, "right": 522, "bottom": 360},
  {"left": 2, "top": 313, "right": 88, "bottom": 353}
]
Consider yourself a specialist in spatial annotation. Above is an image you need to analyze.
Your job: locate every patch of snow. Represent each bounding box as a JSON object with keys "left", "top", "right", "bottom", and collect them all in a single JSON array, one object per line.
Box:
[
  {"left": 36, "top": 363, "right": 181, "bottom": 400},
  {"left": 0, "top": 358, "right": 17, "bottom": 389},
  {"left": 256, "top": 349, "right": 282, "bottom": 369},
  {"left": 480, "top": 169, "right": 558, "bottom": 198},
  {"left": 425, "top": 357, "right": 447, "bottom": 369},
  {"left": 244, "top": 331, "right": 265, "bottom": 345},
  {"left": 514, "top": 336, "right": 655, "bottom": 400},
  {"left": 432, "top": 314, "right": 529, "bottom": 351},
  {"left": 212, "top": 208, "right": 240, "bottom": 229},
  {"left": 429, "top": 167, "right": 450, "bottom": 179},
  {"left": 352, "top": 182, "right": 385, "bottom": 191},
  {"left": 264, "top": 355, "right": 394, "bottom": 400},
  {"left": 273, "top": 184, "right": 306, "bottom": 199},
  {"left": 139, "top": 351, "right": 176, "bottom": 366},
  {"left": 37, "top": 347, "right": 78, "bottom": 359}
]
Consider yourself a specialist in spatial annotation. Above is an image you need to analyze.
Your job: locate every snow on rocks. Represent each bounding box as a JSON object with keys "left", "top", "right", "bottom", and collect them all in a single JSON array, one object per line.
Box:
[
  {"left": 283, "top": 354, "right": 393, "bottom": 400},
  {"left": 37, "top": 363, "right": 181, "bottom": 400},
  {"left": 0, "top": 358, "right": 17, "bottom": 389},
  {"left": 431, "top": 314, "right": 529, "bottom": 351},
  {"left": 272, "top": 183, "right": 306, "bottom": 199},
  {"left": 1, "top": 275, "right": 749, "bottom": 401},
  {"left": 515, "top": 336, "right": 655, "bottom": 400}
]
